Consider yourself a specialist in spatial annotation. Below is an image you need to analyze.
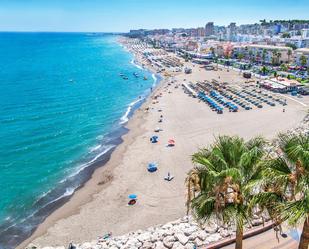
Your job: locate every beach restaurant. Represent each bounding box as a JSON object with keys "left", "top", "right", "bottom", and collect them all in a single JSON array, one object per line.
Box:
[{"left": 261, "top": 77, "right": 302, "bottom": 93}]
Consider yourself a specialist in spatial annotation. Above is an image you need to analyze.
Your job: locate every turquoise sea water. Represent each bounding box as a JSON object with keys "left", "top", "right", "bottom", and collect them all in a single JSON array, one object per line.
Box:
[{"left": 0, "top": 33, "right": 156, "bottom": 248}]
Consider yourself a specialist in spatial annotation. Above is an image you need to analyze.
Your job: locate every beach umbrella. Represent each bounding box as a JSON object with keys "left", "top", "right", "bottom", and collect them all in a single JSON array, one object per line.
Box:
[
  {"left": 128, "top": 194, "right": 137, "bottom": 199},
  {"left": 147, "top": 163, "right": 158, "bottom": 172},
  {"left": 168, "top": 139, "right": 175, "bottom": 145}
]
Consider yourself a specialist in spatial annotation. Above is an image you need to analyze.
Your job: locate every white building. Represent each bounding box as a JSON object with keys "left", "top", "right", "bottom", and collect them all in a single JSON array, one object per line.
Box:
[{"left": 294, "top": 48, "right": 309, "bottom": 66}]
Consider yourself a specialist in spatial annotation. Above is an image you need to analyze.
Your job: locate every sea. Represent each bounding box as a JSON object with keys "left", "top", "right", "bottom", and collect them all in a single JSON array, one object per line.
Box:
[{"left": 0, "top": 32, "right": 158, "bottom": 249}]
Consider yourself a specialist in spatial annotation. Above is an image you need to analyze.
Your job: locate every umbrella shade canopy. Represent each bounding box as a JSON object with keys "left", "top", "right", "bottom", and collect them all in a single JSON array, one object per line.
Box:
[
  {"left": 148, "top": 162, "right": 157, "bottom": 167},
  {"left": 128, "top": 194, "right": 137, "bottom": 199},
  {"left": 150, "top": 136, "right": 159, "bottom": 143},
  {"left": 168, "top": 139, "right": 175, "bottom": 144},
  {"left": 147, "top": 163, "right": 158, "bottom": 172}
]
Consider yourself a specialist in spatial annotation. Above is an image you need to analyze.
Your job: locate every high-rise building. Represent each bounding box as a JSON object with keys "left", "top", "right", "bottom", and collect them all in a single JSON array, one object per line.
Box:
[
  {"left": 227, "top": 22, "right": 237, "bottom": 41},
  {"left": 205, "top": 22, "right": 214, "bottom": 36},
  {"left": 197, "top": 27, "right": 205, "bottom": 37}
]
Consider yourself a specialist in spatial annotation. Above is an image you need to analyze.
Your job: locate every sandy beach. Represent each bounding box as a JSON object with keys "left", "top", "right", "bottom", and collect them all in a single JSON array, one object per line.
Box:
[{"left": 19, "top": 39, "right": 309, "bottom": 248}]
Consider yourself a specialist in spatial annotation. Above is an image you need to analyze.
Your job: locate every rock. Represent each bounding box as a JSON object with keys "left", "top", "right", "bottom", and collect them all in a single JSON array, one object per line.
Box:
[
  {"left": 125, "top": 238, "right": 140, "bottom": 247},
  {"left": 175, "top": 233, "right": 189, "bottom": 245},
  {"left": 163, "top": 235, "right": 176, "bottom": 248},
  {"left": 184, "top": 242, "right": 195, "bottom": 249},
  {"left": 183, "top": 226, "right": 198, "bottom": 236},
  {"left": 172, "top": 242, "right": 185, "bottom": 249},
  {"left": 154, "top": 241, "right": 164, "bottom": 248},
  {"left": 188, "top": 231, "right": 198, "bottom": 241},
  {"left": 180, "top": 216, "right": 189, "bottom": 223},
  {"left": 194, "top": 238, "right": 205, "bottom": 247},
  {"left": 220, "top": 229, "right": 231, "bottom": 238},
  {"left": 162, "top": 222, "right": 173, "bottom": 230},
  {"left": 196, "top": 230, "right": 208, "bottom": 241},
  {"left": 137, "top": 232, "right": 151, "bottom": 242},
  {"left": 204, "top": 223, "right": 218, "bottom": 234},
  {"left": 252, "top": 218, "right": 263, "bottom": 226},
  {"left": 164, "top": 229, "right": 175, "bottom": 236},
  {"left": 141, "top": 241, "right": 155, "bottom": 249},
  {"left": 206, "top": 234, "right": 222, "bottom": 243}
]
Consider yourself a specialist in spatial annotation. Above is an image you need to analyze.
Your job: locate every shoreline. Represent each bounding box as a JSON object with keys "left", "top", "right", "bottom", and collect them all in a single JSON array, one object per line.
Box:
[
  {"left": 16, "top": 37, "right": 164, "bottom": 249},
  {"left": 20, "top": 37, "right": 308, "bottom": 248}
]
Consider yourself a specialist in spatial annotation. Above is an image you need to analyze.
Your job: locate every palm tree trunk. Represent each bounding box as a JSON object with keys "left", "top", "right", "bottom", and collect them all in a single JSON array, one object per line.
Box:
[
  {"left": 235, "top": 222, "right": 243, "bottom": 249},
  {"left": 299, "top": 217, "right": 309, "bottom": 249}
]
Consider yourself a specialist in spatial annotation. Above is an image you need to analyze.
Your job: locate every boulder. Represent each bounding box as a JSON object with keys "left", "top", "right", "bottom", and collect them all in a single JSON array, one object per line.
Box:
[
  {"left": 184, "top": 242, "right": 195, "bottom": 249},
  {"left": 174, "top": 233, "right": 189, "bottom": 245},
  {"left": 163, "top": 236, "right": 176, "bottom": 249},
  {"left": 220, "top": 229, "right": 231, "bottom": 238},
  {"left": 125, "top": 238, "right": 140, "bottom": 247},
  {"left": 171, "top": 242, "right": 185, "bottom": 249},
  {"left": 162, "top": 223, "right": 173, "bottom": 230},
  {"left": 154, "top": 241, "right": 164, "bottom": 248},
  {"left": 196, "top": 230, "right": 208, "bottom": 241},
  {"left": 206, "top": 234, "right": 222, "bottom": 243},
  {"left": 141, "top": 241, "right": 155, "bottom": 249},
  {"left": 137, "top": 232, "right": 151, "bottom": 242},
  {"left": 252, "top": 218, "right": 263, "bottom": 226},
  {"left": 204, "top": 223, "right": 218, "bottom": 234},
  {"left": 194, "top": 238, "right": 205, "bottom": 247},
  {"left": 183, "top": 226, "right": 198, "bottom": 236}
]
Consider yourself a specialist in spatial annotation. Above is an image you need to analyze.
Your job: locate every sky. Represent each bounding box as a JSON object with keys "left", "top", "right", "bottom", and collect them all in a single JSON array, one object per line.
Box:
[{"left": 0, "top": 0, "right": 308, "bottom": 32}]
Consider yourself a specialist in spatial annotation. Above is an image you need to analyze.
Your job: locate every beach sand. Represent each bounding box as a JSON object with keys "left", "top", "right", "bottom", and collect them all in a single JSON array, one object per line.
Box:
[{"left": 19, "top": 47, "right": 309, "bottom": 248}]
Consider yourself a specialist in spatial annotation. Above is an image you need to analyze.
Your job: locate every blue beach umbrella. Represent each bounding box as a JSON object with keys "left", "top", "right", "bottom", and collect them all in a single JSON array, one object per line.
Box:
[
  {"left": 128, "top": 194, "right": 137, "bottom": 199},
  {"left": 147, "top": 163, "right": 158, "bottom": 172}
]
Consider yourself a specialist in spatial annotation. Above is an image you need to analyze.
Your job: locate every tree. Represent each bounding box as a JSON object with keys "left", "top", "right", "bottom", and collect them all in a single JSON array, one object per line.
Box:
[
  {"left": 262, "top": 49, "right": 267, "bottom": 65},
  {"left": 287, "top": 49, "right": 292, "bottom": 62},
  {"left": 249, "top": 50, "right": 254, "bottom": 62},
  {"left": 186, "top": 136, "right": 266, "bottom": 249},
  {"left": 286, "top": 43, "right": 297, "bottom": 50},
  {"left": 210, "top": 47, "right": 215, "bottom": 56},
  {"left": 276, "top": 52, "right": 282, "bottom": 65},
  {"left": 237, "top": 53, "right": 244, "bottom": 61},
  {"left": 281, "top": 32, "right": 291, "bottom": 38},
  {"left": 253, "top": 134, "right": 309, "bottom": 249},
  {"left": 261, "top": 66, "right": 267, "bottom": 75},
  {"left": 280, "top": 63, "right": 288, "bottom": 72},
  {"left": 300, "top": 55, "right": 308, "bottom": 67}
]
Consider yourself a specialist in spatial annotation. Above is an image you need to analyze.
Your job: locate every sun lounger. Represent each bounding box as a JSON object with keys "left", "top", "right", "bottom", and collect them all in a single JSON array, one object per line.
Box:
[{"left": 164, "top": 173, "right": 174, "bottom": 181}]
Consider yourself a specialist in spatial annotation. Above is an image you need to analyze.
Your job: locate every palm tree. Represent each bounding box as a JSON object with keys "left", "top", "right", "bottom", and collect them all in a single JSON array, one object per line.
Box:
[
  {"left": 287, "top": 49, "right": 292, "bottom": 63},
  {"left": 261, "top": 66, "right": 267, "bottom": 76},
  {"left": 253, "top": 134, "right": 309, "bottom": 249},
  {"left": 262, "top": 49, "right": 267, "bottom": 65},
  {"left": 248, "top": 50, "right": 255, "bottom": 63},
  {"left": 300, "top": 55, "right": 308, "bottom": 67},
  {"left": 237, "top": 53, "right": 244, "bottom": 61},
  {"left": 271, "top": 49, "right": 278, "bottom": 66},
  {"left": 276, "top": 52, "right": 282, "bottom": 65},
  {"left": 186, "top": 136, "right": 266, "bottom": 249}
]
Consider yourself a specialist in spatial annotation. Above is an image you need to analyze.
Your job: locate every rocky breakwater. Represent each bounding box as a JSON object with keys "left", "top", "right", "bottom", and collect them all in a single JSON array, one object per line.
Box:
[{"left": 27, "top": 214, "right": 270, "bottom": 249}]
